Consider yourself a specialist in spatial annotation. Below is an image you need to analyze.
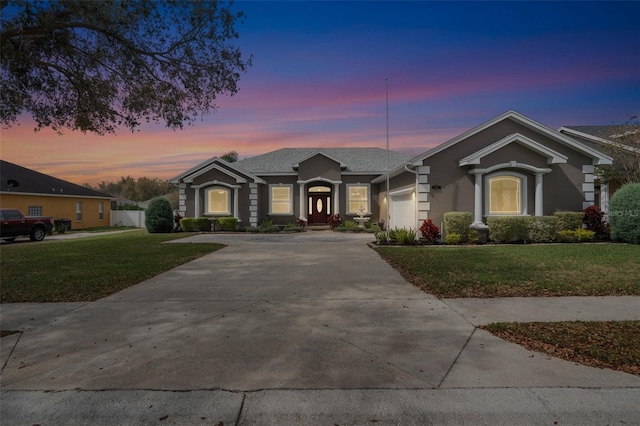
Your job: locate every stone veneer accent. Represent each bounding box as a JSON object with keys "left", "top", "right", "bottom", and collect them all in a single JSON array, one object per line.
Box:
[
  {"left": 582, "top": 165, "right": 595, "bottom": 210},
  {"left": 417, "top": 166, "right": 430, "bottom": 221},
  {"left": 249, "top": 183, "right": 259, "bottom": 227}
]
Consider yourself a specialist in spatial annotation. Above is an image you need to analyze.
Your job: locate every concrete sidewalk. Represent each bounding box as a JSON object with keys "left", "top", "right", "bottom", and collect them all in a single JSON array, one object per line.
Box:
[{"left": 1, "top": 231, "right": 639, "bottom": 424}]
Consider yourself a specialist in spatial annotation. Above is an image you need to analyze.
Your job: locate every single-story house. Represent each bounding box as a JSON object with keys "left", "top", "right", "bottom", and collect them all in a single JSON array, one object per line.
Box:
[
  {"left": 0, "top": 160, "right": 114, "bottom": 230},
  {"left": 172, "top": 110, "right": 613, "bottom": 232}
]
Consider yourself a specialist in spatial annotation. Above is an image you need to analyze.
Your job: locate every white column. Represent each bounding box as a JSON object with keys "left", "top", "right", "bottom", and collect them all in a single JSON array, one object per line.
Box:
[
  {"left": 535, "top": 173, "right": 543, "bottom": 216},
  {"left": 194, "top": 187, "right": 200, "bottom": 216},
  {"left": 472, "top": 172, "right": 484, "bottom": 227},
  {"left": 601, "top": 182, "right": 610, "bottom": 220},
  {"left": 299, "top": 183, "right": 305, "bottom": 219},
  {"left": 333, "top": 183, "right": 340, "bottom": 214},
  {"left": 233, "top": 187, "right": 239, "bottom": 218}
]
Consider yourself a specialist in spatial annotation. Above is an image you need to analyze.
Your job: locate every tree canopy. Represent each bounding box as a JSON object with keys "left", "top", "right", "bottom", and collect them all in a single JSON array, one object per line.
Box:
[
  {"left": 0, "top": 0, "right": 251, "bottom": 134},
  {"left": 220, "top": 150, "right": 238, "bottom": 162}
]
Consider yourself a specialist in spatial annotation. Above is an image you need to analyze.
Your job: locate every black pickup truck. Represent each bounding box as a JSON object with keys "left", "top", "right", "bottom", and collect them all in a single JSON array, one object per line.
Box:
[{"left": 0, "top": 208, "right": 55, "bottom": 242}]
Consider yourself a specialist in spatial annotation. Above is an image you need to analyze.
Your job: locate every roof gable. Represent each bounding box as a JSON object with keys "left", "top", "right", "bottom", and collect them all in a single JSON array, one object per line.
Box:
[
  {"left": 292, "top": 151, "right": 347, "bottom": 170},
  {"left": 458, "top": 133, "right": 568, "bottom": 166},
  {"left": 0, "top": 160, "right": 113, "bottom": 198},
  {"left": 171, "top": 157, "right": 266, "bottom": 184},
  {"left": 410, "top": 110, "right": 612, "bottom": 167}
]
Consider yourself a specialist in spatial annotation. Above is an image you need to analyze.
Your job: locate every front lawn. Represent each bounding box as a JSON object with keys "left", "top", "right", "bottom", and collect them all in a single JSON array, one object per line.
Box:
[
  {"left": 375, "top": 244, "right": 640, "bottom": 298},
  {"left": 0, "top": 231, "right": 224, "bottom": 303}
]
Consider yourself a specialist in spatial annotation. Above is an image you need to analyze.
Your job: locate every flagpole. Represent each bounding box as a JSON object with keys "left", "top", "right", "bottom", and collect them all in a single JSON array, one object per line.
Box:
[{"left": 386, "top": 78, "right": 390, "bottom": 242}]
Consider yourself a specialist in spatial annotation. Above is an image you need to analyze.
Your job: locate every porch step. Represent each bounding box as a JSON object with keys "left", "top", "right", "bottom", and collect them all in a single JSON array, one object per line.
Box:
[{"left": 307, "top": 225, "right": 331, "bottom": 231}]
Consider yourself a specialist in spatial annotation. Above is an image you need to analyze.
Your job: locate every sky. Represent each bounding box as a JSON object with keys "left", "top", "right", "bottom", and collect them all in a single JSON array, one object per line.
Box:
[{"left": 1, "top": 0, "right": 639, "bottom": 186}]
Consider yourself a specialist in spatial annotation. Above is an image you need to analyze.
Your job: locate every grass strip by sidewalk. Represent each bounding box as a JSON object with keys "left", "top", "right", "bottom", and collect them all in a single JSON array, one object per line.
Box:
[
  {"left": 483, "top": 321, "right": 640, "bottom": 376},
  {"left": 0, "top": 230, "right": 224, "bottom": 303},
  {"left": 375, "top": 244, "right": 640, "bottom": 298}
]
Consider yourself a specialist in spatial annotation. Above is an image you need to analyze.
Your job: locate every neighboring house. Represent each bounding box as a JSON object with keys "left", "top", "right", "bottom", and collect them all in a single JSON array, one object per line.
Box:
[
  {"left": 172, "top": 110, "right": 613, "bottom": 232},
  {"left": 0, "top": 160, "right": 114, "bottom": 230}
]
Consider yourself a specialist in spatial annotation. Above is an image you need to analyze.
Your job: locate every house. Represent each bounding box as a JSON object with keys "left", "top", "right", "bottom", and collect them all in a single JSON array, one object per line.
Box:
[
  {"left": 559, "top": 124, "right": 639, "bottom": 211},
  {"left": 172, "top": 110, "right": 613, "bottom": 232},
  {"left": 0, "top": 160, "right": 114, "bottom": 230}
]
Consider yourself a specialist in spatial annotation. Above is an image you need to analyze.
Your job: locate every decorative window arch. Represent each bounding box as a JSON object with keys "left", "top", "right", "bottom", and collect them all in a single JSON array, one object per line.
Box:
[
  {"left": 485, "top": 171, "right": 528, "bottom": 216},
  {"left": 205, "top": 186, "right": 231, "bottom": 215}
]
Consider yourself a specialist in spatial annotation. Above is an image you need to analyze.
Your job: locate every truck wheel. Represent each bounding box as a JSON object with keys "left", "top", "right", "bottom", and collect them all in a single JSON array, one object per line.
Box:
[{"left": 30, "top": 227, "right": 46, "bottom": 241}]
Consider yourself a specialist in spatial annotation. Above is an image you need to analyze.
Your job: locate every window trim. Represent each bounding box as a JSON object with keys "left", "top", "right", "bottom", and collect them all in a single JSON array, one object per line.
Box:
[
  {"left": 269, "top": 184, "right": 294, "bottom": 215},
  {"left": 205, "top": 186, "right": 232, "bottom": 216},
  {"left": 98, "top": 202, "right": 104, "bottom": 221},
  {"left": 346, "top": 183, "right": 371, "bottom": 215},
  {"left": 484, "top": 171, "right": 528, "bottom": 216}
]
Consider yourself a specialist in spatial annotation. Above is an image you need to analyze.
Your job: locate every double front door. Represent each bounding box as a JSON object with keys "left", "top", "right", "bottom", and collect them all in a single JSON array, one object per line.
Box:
[{"left": 308, "top": 193, "right": 331, "bottom": 225}]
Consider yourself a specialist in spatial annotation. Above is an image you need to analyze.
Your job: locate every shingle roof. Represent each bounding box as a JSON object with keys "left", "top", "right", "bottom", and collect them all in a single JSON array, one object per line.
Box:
[
  {"left": 0, "top": 160, "right": 113, "bottom": 198},
  {"left": 234, "top": 148, "right": 412, "bottom": 174}
]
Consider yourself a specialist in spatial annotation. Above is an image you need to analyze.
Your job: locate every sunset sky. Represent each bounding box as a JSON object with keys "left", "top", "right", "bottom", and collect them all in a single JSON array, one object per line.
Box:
[{"left": 1, "top": 1, "right": 639, "bottom": 186}]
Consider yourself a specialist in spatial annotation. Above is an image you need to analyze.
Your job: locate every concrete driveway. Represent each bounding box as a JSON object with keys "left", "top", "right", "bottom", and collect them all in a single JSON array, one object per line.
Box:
[{"left": 1, "top": 231, "right": 639, "bottom": 424}]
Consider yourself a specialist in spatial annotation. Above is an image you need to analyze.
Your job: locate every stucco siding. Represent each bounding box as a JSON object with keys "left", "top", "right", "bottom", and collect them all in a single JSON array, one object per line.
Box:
[{"left": 298, "top": 156, "right": 342, "bottom": 181}]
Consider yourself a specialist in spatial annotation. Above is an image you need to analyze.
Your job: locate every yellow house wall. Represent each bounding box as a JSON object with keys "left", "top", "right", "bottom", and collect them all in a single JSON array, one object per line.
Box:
[{"left": 0, "top": 193, "right": 111, "bottom": 230}]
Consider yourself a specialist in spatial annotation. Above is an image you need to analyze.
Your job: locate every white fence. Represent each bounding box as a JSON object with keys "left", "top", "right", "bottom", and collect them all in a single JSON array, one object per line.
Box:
[{"left": 111, "top": 210, "right": 146, "bottom": 228}]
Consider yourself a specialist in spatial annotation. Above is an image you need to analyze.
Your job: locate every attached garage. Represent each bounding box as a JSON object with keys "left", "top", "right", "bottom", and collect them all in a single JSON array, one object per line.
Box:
[{"left": 389, "top": 189, "right": 416, "bottom": 230}]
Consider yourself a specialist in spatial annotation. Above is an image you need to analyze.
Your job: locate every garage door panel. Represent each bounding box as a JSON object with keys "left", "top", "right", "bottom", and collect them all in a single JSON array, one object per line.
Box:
[{"left": 390, "top": 192, "right": 415, "bottom": 230}]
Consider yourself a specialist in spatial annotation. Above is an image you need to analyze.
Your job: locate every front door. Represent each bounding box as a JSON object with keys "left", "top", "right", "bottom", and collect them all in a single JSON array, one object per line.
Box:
[{"left": 309, "top": 193, "right": 331, "bottom": 224}]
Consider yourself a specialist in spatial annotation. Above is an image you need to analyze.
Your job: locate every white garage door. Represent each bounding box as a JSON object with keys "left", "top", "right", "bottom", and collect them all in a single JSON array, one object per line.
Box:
[{"left": 389, "top": 191, "right": 416, "bottom": 230}]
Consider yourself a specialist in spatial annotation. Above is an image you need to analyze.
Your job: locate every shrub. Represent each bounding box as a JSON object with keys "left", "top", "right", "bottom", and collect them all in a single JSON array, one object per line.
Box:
[
  {"left": 487, "top": 217, "right": 530, "bottom": 243},
  {"left": 554, "top": 211, "right": 584, "bottom": 231},
  {"left": 528, "top": 216, "right": 559, "bottom": 243},
  {"left": 609, "top": 183, "right": 640, "bottom": 244},
  {"left": 375, "top": 230, "right": 390, "bottom": 245},
  {"left": 327, "top": 214, "right": 342, "bottom": 229},
  {"left": 259, "top": 219, "right": 274, "bottom": 228},
  {"left": 444, "top": 232, "right": 462, "bottom": 245},
  {"left": 179, "top": 218, "right": 194, "bottom": 232},
  {"left": 444, "top": 212, "right": 472, "bottom": 241},
  {"left": 583, "top": 205, "right": 609, "bottom": 239},
  {"left": 557, "top": 229, "right": 595, "bottom": 243},
  {"left": 343, "top": 220, "right": 359, "bottom": 231},
  {"left": 145, "top": 198, "right": 174, "bottom": 233},
  {"left": 217, "top": 217, "right": 238, "bottom": 231},
  {"left": 419, "top": 219, "right": 440, "bottom": 243},
  {"left": 391, "top": 227, "right": 417, "bottom": 245}
]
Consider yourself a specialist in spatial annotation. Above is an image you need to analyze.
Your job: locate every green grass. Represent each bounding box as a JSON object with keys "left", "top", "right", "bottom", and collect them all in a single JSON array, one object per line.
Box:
[
  {"left": 0, "top": 231, "right": 224, "bottom": 303},
  {"left": 483, "top": 321, "right": 640, "bottom": 376},
  {"left": 375, "top": 244, "right": 640, "bottom": 298}
]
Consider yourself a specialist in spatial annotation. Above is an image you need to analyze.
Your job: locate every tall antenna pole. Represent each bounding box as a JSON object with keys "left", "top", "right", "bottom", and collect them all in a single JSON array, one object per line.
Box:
[{"left": 386, "top": 78, "right": 390, "bottom": 242}]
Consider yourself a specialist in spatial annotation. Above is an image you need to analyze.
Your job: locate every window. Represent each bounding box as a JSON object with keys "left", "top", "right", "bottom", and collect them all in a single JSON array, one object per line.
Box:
[
  {"left": 98, "top": 202, "right": 104, "bottom": 221},
  {"left": 270, "top": 185, "right": 293, "bottom": 215},
  {"left": 28, "top": 206, "right": 43, "bottom": 216},
  {"left": 76, "top": 201, "right": 83, "bottom": 221},
  {"left": 347, "top": 184, "right": 370, "bottom": 214},
  {"left": 206, "top": 187, "right": 230, "bottom": 215},
  {"left": 487, "top": 174, "right": 525, "bottom": 215}
]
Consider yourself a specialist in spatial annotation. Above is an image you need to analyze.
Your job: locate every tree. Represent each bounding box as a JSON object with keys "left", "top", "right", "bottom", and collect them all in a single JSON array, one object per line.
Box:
[
  {"left": 220, "top": 150, "right": 238, "bottom": 162},
  {"left": 0, "top": 0, "right": 251, "bottom": 134},
  {"left": 597, "top": 118, "right": 640, "bottom": 184}
]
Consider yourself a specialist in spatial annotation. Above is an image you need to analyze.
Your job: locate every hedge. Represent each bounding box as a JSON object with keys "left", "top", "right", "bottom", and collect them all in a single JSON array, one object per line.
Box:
[{"left": 444, "top": 212, "right": 473, "bottom": 241}]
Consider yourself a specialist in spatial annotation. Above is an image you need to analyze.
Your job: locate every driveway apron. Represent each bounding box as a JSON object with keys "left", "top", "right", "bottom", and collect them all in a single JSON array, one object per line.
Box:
[{"left": 1, "top": 232, "right": 638, "bottom": 393}]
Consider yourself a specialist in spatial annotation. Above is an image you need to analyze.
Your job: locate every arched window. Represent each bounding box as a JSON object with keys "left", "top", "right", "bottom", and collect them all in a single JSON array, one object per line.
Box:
[
  {"left": 205, "top": 187, "right": 230, "bottom": 215},
  {"left": 486, "top": 173, "right": 527, "bottom": 215}
]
